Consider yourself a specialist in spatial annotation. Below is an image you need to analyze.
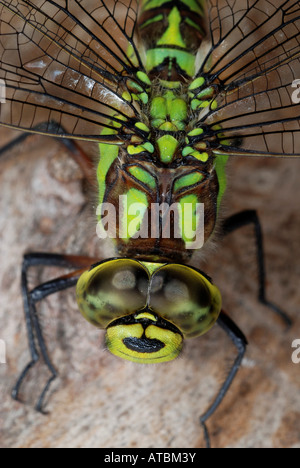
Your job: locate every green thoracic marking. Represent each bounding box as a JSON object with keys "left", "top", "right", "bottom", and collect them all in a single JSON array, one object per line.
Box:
[
  {"left": 157, "top": 7, "right": 186, "bottom": 48},
  {"left": 215, "top": 154, "right": 229, "bottom": 213},
  {"left": 187, "top": 128, "right": 204, "bottom": 137},
  {"left": 188, "top": 77, "right": 205, "bottom": 90},
  {"left": 182, "top": 146, "right": 194, "bottom": 157},
  {"left": 174, "top": 172, "right": 204, "bottom": 193},
  {"left": 182, "top": 146, "right": 209, "bottom": 162},
  {"left": 97, "top": 129, "right": 119, "bottom": 206},
  {"left": 160, "top": 80, "right": 181, "bottom": 89},
  {"left": 150, "top": 93, "right": 188, "bottom": 131},
  {"left": 121, "top": 189, "right": 148, "bottom": 241},
  {"left": 128, "top": 166, "right": 156, "bottom": 190},
  {"left": 169, "top": 98, "right": 188, "bottom": 122},
  {"left": 136, "top": 71, "right": 151, "bottom": 86},
  {"left": 135, "top": 122, "right": 150, "bottom": 133},
  {"left": 122, "top": 90, "right": 149, "bottom": 105},
  {"left": 127, "top": 80, "right": 144, "bottom": 93},
  {"left": 139, "top": 93, "right": 149, "bottom": 104},
  {"left": 127, "top": 142, "right": 154, "bottom": 155},
  {"left": 143, "top": 142, "right": 155, "bottom": 153},
  {"left": 150, "top": 96, "right": 167, "bottom": 120},
  {"left": 210, "top": 123, "right": 230, "bottom": 210},
  {"left": 192, "top": 151, "right": 209, "bottom": 162},
  {"left": 178, "top": 194, "right": 201, "bottom": 245},
  {"left": 157, "top": 135, "right": 179, "bottom": 163},
  {"left": 191, "top": 99, "right": 211, "bottom": 110},
  {"left": 127, "top": 145, "right": 145, "bottom": 155},
  {"left": 158, "top": 122, "right": 179, "bottom": 132},
  {"left": 146, "top": 48, "right": 195, "bottom": 77},
  {"left": 195, "top": 87, "right": 215, "bottom": 100},
  {"left": 122, "top": 91, "right": 135, "bottom": 102}
]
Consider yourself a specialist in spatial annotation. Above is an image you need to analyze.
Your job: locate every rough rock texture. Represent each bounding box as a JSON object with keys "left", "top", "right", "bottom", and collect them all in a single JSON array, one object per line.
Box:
[{"left": 0, "top": 128, "right": 299, "bottom": 448}]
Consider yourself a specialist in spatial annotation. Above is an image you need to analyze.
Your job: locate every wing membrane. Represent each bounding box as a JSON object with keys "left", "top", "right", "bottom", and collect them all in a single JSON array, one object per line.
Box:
[
  {"left": 0, "top": 0, "right": 300, "bottom": 156},
  {"left": 197, "top": 0, "right": 300, "bottom": 157},
  {"left": 205, "top": 59, "right": 300, "bottom": 156},
  {"left": 0, "top": 0, "right": 144, "bottom": 142},
  {"left": 200, "top": 0, "right": 300, "bottom": 84}
]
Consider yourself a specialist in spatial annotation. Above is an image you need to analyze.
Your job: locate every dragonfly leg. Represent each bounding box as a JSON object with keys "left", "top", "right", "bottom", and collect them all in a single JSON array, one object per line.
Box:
[
  {"left": 200, "top": 311, "right": 247, "bottom": 448},
  {"left": 12, "top": 252, "right": 97, "bottom": 412},
  {"left": 0, "top": 121, "right": 94, "bottom": 182},
  {"left": 221, "top": 210, "right": 292, "bottom": 327}
]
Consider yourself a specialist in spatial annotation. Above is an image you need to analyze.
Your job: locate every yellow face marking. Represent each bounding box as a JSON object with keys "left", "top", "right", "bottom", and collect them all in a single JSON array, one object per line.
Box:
[
  {"left": 135, "top": 312, "right": 157, "bottom": 321},
  {"left": 106, "top": 322, "right": 183, "bottom": 363}
]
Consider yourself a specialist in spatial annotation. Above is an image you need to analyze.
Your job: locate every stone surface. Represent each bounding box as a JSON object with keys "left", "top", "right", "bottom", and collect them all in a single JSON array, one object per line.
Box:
[{"left": 0, "top": 128, "right": 299, "bottom": 448}]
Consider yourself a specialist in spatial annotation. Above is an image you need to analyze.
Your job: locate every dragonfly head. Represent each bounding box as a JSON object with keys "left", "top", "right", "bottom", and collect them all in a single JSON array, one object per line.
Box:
[{"left": 76, "top": 258, "right": 222, "bottom": 363}]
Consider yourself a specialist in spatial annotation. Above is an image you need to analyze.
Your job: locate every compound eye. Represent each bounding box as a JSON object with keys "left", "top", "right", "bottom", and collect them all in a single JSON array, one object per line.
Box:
[
  {"left": 76, "top": 259, "right": 149, "bottom": 328},
  {"left": 149, "top": 264, "right": 221, "bottom": 338}
]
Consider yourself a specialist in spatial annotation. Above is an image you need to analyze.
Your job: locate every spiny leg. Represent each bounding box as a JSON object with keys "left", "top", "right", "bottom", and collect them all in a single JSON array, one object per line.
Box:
[
  {"left": 222, "top": 210, "right": 292, "bottom": 327},
  {"left": 200, "top": 311, "right": 247, "bottom": 449},
  {"left": 12, "top": 253, "right": 98, "bottom": 412}
]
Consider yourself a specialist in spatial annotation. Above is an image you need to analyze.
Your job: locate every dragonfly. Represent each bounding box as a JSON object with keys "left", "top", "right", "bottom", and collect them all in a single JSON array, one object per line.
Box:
[{"left": 0, "top": 0, "right": 299, "bottom": 448}]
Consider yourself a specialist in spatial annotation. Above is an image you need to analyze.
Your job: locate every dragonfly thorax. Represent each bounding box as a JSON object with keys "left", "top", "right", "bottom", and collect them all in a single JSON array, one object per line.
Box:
[
  {"left": 96, "top": 71, "right": 227, "bottom": 264},
  {"left": 97, "top": 78, "right": 227, "bottom": 264},
  {"left": 124, "top": 76, "right": 220, "bottom": 166}
]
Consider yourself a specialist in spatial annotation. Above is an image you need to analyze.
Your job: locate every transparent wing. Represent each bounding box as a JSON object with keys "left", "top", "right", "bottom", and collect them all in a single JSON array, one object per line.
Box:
[
  {"left": 197, "top": 0, "right": 300, "bottom": 157},
  {"left": 0, "top": 0, "right": 145, "bottom": 143}
]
